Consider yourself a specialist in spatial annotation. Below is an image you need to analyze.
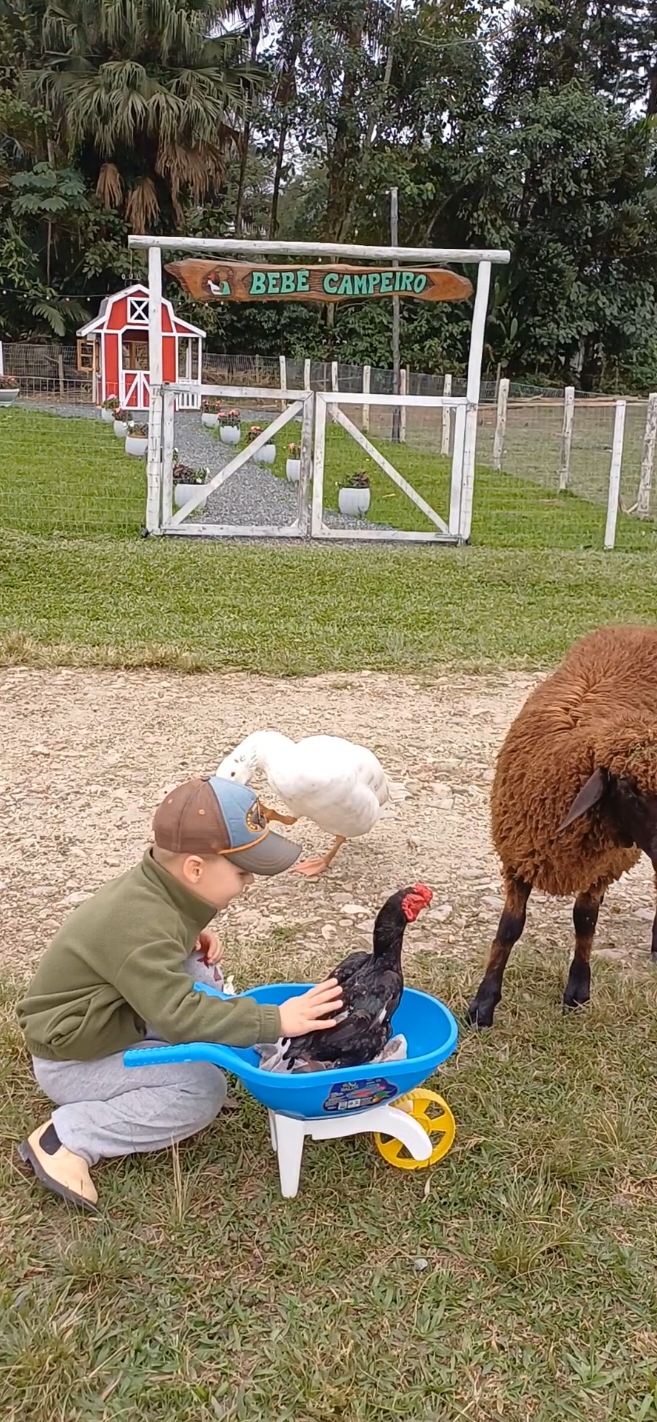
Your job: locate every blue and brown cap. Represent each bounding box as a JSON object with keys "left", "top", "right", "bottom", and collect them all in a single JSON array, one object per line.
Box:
[{"left": 152, "top": 776, "right": 302, "bottom": 876}]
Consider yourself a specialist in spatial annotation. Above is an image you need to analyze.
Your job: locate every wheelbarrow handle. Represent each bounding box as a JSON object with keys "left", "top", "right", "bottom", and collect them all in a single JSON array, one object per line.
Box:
[{"left": 123, "top": 981, "right": 252, "bottom": 1071}]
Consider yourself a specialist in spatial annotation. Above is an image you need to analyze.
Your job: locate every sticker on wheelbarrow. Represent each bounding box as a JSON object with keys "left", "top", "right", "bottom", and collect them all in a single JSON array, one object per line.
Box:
[{"left": 322, "top": 1078, "right": 397, "bottom": 1113}]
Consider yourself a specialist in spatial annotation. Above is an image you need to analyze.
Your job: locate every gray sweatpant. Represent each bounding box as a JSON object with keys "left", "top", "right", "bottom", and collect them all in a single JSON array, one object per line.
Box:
[{"left": 31, "top": 950, "right": 227, "bottom": 1166}]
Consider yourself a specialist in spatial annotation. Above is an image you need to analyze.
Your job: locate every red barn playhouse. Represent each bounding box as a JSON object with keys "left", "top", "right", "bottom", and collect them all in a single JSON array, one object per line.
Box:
[{"left": 76, "top": 283, "right": 205, "bottom": 411}]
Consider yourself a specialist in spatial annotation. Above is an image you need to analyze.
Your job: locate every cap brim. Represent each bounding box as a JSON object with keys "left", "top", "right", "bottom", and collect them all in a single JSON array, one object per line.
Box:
[{"left": 228, "top": 830, "right": 302, "bottom": 877}]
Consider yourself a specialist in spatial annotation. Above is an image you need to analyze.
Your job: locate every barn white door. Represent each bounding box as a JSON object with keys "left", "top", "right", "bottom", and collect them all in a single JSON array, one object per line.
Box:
[{"left": 121, "top": 369, "right": 150, "bottom": 409}]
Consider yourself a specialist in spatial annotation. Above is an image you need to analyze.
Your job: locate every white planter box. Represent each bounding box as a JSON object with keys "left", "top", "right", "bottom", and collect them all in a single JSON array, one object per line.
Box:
[
  {"left": 252, "top": 444, "right": 276, "bottom": 465},
  {"left": 220, "top": 425, "right": 240, "bottom": 445},
  {"left": 174, "top": 483, "right": 207, "bottom": 509},
  {"left": 338, "top": 487, "right": 371, "bottom": 517},
  {"left": 202, "top": 413, "right": 219, "bottom": 428},
  {"left": 125, "top": 435, "right": 148, "bottom": 456},
  {"left": 286, "top": 459, "right": 301, "bottom": 482},
  {"left": 0, "top": 388, "right": 19, "bottom": 404},
  {"left": 101, "top": 408, "right": 115, "bottom": 423},
  {"left": 113, "top": 420, "right": 129, "bottom": 438}
]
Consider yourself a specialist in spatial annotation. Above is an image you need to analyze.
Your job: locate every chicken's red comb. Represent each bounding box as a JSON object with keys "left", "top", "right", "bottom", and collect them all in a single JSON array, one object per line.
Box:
[{"left": 412, "top": 883, "right": 433, "bottom": 905}]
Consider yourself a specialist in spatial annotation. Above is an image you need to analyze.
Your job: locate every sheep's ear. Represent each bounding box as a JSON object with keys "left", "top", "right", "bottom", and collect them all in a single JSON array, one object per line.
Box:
[{"left": 561, "top": 767, "right": 608, "bottom": 830}]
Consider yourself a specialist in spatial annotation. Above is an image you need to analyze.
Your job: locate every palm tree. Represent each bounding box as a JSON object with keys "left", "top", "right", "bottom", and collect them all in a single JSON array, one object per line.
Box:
[{"left": 28, "top": 0, "right": 268, "bottom": 230}]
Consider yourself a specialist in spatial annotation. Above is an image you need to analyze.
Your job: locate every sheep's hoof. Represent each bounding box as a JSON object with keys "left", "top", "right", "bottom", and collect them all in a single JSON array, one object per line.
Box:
[
  {"left": 562, "top": 988, "right": 590, "bottom": 1013},
  {"left": 465, "top": 996, "right": 496, "bottom": 1030}
]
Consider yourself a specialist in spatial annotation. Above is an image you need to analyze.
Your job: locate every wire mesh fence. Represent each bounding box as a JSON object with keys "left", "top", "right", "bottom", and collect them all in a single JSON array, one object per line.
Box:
[{"left": 0, "top": 339, "right": 656, "bottom": 550}]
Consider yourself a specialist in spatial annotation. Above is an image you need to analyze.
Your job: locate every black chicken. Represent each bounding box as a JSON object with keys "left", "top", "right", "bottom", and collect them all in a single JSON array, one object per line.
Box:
[{"left": 282, "top": 883, "right": 433, "bottom": 1070}]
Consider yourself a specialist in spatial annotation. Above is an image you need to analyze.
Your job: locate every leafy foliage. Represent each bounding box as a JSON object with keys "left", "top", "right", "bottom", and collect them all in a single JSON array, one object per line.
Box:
[{"left": 0, "top": 1, "right": 656, "bottom": 385}]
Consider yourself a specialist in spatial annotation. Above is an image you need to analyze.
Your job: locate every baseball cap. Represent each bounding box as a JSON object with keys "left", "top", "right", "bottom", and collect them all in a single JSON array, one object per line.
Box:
[{"left": 152, "top": 776, "right": 302, "bottom": 876}]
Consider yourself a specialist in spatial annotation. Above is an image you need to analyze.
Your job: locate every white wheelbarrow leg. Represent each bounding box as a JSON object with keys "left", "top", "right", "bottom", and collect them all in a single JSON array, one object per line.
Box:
[
  {"left": 366, "top": 1103, "right": 434, "bottom": 1162},
  {"left": 273, "top": 1113, "right": 306, "bottom": 1198},
  {"left": 268, "top": 1109, "right": 278, "bottom": 1152}
]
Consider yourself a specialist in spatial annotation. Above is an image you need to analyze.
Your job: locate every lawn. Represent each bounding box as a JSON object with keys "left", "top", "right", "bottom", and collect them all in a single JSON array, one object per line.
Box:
[
  {"left": 3, "top": 404, "right": 657, "bottom": 1420},
  {"left": 4, "top": 950, "right": 657, "bottom": 1421},
  {"left": 3, "top": 405, "right": 657, "bottom": 552},
  {"left": 2, "top": 533, "right": 657, "bottom": 673}
]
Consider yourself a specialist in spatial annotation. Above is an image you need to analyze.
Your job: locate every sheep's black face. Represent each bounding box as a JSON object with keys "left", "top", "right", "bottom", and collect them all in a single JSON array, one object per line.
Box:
[
  {"left": 609, "top": 778, "right": 657, "bottom": 860},
  {"left": 563, "top": 771, "right": 657, "bottom": 861}
]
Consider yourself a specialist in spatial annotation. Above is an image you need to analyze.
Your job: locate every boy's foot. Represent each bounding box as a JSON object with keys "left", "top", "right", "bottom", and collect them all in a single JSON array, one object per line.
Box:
[{"left": 18, "top": 1120, "right": 98, "bottom": 1211}]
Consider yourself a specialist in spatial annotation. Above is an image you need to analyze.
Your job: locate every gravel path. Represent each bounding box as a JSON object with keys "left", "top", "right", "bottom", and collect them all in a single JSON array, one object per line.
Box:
[
  {"left": 173, "top": 413, "right": 390, "bottom": 531},
  {"left": 22, "top": 400, "right": 390, "bottom": 533}
]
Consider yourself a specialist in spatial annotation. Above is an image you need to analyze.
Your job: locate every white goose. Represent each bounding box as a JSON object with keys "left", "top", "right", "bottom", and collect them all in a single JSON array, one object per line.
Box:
[{"left": 216, "top": 730, "right": 406, "bottom": 876}]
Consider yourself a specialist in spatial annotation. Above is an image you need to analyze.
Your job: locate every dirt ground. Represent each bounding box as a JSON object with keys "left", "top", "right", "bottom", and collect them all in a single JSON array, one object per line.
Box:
[{"left": 0, "top": 667, "right": 654, "bottom": 983}]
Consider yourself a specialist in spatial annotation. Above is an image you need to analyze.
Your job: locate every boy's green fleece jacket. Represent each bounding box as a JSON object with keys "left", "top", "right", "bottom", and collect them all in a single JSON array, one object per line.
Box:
[{"left": 18, "top": 851, "right": 282, "bottom": 1061}]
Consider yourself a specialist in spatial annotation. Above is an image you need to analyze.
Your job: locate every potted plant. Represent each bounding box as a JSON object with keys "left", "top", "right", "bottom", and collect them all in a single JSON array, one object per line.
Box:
[
  {"left": 172, "top": 461, "right": 210, "bottom": 509},
  {"left": 247, "top": 423, "right": 276, "bottom": 465},
  {"left": 113, "top": 408, "right": 133, "bottom": 438},
  {"left": 0, "top": 374, "right": 19, "bottom": 405},
  {"left": 338, "top": 471, "right": 371, "bottom": 517},
  {"left": 125, "top": 422, "right": 149, "bottom": 456},
  {"left": 202, "top": 397, "right": 221, "bottom": 429},
  {"left": 286, "top": 442, "right": 301, "bottom": 482},
  {"left": 101, "top": 395, "right": 119, "bottom": 423},
  {"left": 219, "top": 408, "right": 241, "bottom": 446}
]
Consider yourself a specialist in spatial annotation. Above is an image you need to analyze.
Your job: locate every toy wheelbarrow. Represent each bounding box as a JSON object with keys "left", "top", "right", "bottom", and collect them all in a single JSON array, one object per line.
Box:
[{"left": 124, "top": 983, "right": 458, "bottom": 1199}]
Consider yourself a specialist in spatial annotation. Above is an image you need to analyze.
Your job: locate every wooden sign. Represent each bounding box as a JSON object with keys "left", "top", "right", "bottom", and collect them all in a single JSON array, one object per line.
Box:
[{"left": 165, "top": 259, "right": 473, "bottom": 305}]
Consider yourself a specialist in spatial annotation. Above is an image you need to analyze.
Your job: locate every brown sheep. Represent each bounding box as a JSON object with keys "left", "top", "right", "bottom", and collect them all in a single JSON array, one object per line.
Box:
[{"left": 467, "top": 624, "right": 657, "bottom": 1028}]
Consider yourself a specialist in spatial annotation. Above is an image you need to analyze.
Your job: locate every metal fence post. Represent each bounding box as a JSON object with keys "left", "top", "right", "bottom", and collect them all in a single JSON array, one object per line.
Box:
[
  {"left": 493, "top": 377, "right": 509, "bottom": 470},
  {"left": 604, "top": 400, "right": 627, "bottom": 550},
  {"left": 362, "top": 365, "right": 370, "bottom": 432},
  {"left": 279, "top": 354, "right": 287, "bottom": 410},
  {"left": 441, "top": 373, "right": 452, "bottom": 456},
  {"left": 636, "top": 393, "right": 657, "bottom": 517},
  {"left": 559, "top": 386, "right": 575, "bottom": 491},
  {"left": 400, "top": 367, "right": 407, "bottom": 443}
]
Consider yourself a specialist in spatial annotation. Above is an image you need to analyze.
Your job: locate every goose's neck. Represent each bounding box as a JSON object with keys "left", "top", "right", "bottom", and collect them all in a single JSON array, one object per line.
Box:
[{"left": 248, "top": 730, "right": 293, "bottom": 771}]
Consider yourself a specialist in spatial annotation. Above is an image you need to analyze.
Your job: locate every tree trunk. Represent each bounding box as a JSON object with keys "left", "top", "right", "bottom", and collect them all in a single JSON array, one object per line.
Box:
[
  {"left": 323, "top": 12, "right": 365, "bottom": 240},
  {"left": 234, "top": 0, "right": 266, "bottom": 235},
  {"left": 269, "top": 34, "right": 301, "bottom": 239}
]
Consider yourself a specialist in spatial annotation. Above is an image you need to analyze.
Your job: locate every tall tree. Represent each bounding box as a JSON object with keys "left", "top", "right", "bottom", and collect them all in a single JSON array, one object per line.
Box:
[{"left": 29, "top": 0, "right": 268, "bottom": 230}]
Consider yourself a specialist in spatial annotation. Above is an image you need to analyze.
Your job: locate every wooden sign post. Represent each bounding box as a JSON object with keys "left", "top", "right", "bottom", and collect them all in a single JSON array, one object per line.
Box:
[{"left": 165, "top": 259, "right": 473, "bottom": 305}]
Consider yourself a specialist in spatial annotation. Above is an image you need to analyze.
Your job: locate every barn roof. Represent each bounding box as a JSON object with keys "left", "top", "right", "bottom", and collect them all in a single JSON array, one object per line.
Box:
[{"left": 77, "top": 283, "right": 205, "bottom": 339}]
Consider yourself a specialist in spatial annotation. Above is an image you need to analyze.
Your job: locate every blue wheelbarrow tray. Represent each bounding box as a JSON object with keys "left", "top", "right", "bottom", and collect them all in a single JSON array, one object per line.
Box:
[{"left": 124, "top": 983, "right": 459, "bottom": 1197}]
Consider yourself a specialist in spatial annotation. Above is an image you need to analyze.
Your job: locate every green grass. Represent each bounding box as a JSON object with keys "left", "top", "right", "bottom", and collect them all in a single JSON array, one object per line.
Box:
[
  {"left": 0, "top": 408, "right": 145, "bottom": 538},
  {"left": 4, "top": 946, "right": 657, "bottom": 1421},
  {"left": 4, "top": 407, "right": 657, "bottom": 1418},
  {"left": 2, "top": 533, "right": 657, "bottom": 673},
  {"left": 3, "top": 406, "right": 657, "bottom": 552}
]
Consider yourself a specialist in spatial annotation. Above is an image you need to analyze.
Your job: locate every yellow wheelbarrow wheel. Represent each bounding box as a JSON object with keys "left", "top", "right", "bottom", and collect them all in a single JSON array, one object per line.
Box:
[{"left": 374, "top": 1087, "right": 456, "bottom": 1170}]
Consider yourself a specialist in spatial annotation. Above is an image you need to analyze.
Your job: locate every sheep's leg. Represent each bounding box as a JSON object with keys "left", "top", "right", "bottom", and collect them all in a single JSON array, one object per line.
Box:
[
  {"left": 563, "top": 888, "right": 603, "bottom": 1011},
  {"left": 651, "top": 869, "right": 657, "bottom": 961},
  {"left": 466, "top": 877, "right": 531, "bottom": 1029}
]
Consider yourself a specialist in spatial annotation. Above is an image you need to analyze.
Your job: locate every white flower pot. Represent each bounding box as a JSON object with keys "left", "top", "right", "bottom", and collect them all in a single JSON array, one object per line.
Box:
[
  {"left": 338, "top": 487, "right": 370, "bottom": 517},
  {"left": 0, "top": 387, "right": 19, "bottom": 404},
  {"left": 202, "top": 413, "right": 219, "bottom": 428},
  {"left": 101, "top": 407, "right": 115, "bottom": 423},
  {"left": 125, "top": 435, "right": 148, "bottom": 456},
  {"left": 286, "top": 459, "right": 301, "bottom": 482},
  {"left": 174, "top": 483, "right": 207, "bottom": 509},
  {"left": 220, "top": 425, "right": 240, "bottom": 445},
  {"left": 113, "top": 420, "right": 129, "bottom": 438},
  {"left": 252, "top": 444, "right": 276, "bottom": 465}
]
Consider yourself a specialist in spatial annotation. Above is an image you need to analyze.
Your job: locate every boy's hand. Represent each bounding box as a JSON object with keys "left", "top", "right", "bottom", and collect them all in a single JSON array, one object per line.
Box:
[
  {"left": 195, "top": 930, "right": 223, "bottom": 966},
  {"left": 279, "top": 980, "right": 343, "bottom": 1038}
]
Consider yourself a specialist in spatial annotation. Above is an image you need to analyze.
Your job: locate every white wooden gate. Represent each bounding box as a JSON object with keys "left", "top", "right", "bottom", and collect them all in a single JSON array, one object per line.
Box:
[
  {"left": 133, "top": 232, "right": 510, "bottom": 541},
  {"left": 312, "top": 391, "right": 471, "bottom": 542},
  {"left": 151, "top": 383, "right": 314, "bottom": 538}
]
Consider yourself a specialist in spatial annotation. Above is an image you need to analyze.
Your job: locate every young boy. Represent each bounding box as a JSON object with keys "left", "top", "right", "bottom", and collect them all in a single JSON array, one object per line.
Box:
[{"left": 17, "top": 775, "right": 343, "bottom": 1211}]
